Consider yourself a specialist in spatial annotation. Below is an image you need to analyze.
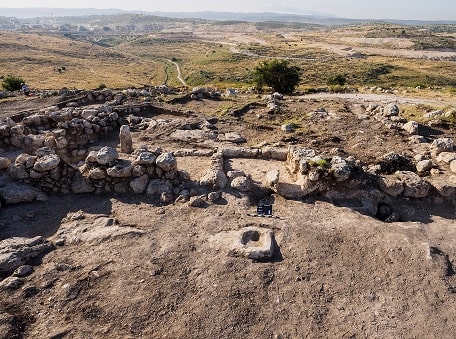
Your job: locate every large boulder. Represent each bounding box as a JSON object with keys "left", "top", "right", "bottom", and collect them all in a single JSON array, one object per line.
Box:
[
  {"left": 287, "top": 147, "right": 316, "bottom": 174},
  {"left": 96, "top": 146, "right": 118, "bottom": 165},
  {"left": 436, "top": 152, "right": 456, "bottom": 164},
  {"left": 230, "top": 176, "right": 252, "bottom": 192},
  {"left": 224, "top": 132, "right": 246, "bottom": 144},
  {"left": 146, "top": 179, "right": 172, "bottom": 195},
  {"left": 396, "top": 171, "right": 430, "bottom": 198},
  {"left": 429, "top": 177, "right": 456, "bottom": 198},
  {"left": 431, "top": 138, "right": 454, "bottom": 155},
  {"left": 200, "top": 169, "right": 228, "bottom": 189},
  {"left": 330, "top": 156, "right": 351, "bottom": 182},
  {"left": 130, "top": 174, "right": 149, "bottom": 194},
  {"left": 56, "top": 216, "right": 143, "bottom": 244},
  {"left": 88, "top": 168, "right": 107, "bottom": 180},
  {"left": 134, "top": 151, "right": 156, "bottom": 166},
  {"left": 382, "top": 103, "right": 399, "bottom": 117},
  {"left": 221, "top": 147, "right": 260, "bottom": 158},
  {"left": 229, "top": 227, "right": 275, "bottom": 261},
  {"left": 261, "top": 147, "right": 288, "bottom": 161},
  {"left": 378, "top": 175, "right": 404, "bottom": 197},
  {"left": 155, "top": 153, "right": 177, "bottom": 172},
  {"left": 106, "top": 161, "right": 133, "bottom": 178},
  {"left": 33, "top": 154, "right": 60, "bottom": 172}
]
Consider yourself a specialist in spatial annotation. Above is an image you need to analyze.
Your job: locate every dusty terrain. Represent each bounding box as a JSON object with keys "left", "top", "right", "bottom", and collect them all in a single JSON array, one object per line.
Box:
[{"left": 1, "top": 88, "right": 456, "bottom": 339}]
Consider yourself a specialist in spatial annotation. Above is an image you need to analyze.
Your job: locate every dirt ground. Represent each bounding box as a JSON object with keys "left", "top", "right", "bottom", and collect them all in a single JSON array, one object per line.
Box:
[{"left": 1, "top": 92, "right": 456, "bottom": 338}]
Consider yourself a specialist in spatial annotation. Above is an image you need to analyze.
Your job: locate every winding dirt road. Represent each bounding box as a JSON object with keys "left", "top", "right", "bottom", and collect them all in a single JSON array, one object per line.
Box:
[{"left": 167, "top": 59, "right": 188, "bottom": 87}]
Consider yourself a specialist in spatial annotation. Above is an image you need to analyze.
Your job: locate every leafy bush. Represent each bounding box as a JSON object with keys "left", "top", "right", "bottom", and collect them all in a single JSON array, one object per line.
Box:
[
  {"left": 364, "top": 64, "right": 394, "bottom": 82},
  {"left": 2, "top": 75, "right": 25, "bottom": 91},
  {"left": 252, "top": 59, "right": 301, "bottom": 94},
  {"left": 96, "top": 83, "right": 107, "bottom": 90},
  {"left": 327, "top": 73, "right": 347, "bottom": 86}
]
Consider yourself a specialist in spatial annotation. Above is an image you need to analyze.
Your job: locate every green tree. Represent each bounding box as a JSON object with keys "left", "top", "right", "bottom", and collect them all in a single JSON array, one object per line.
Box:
[
  {"left": 252, "top": 59, "right": 301, "bottom": 94},
  {"left": 1, "top": 75, "right": 25, "bottom": 91}
]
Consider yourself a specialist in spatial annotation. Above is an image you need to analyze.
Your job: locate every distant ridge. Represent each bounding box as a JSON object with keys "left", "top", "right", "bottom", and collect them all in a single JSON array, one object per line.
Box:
[
  {"left": 0, "top": 7, "right": 455, "bottom": 25},
  {"left": 0, "top": 7, "right": 126, "bottom": 18}
]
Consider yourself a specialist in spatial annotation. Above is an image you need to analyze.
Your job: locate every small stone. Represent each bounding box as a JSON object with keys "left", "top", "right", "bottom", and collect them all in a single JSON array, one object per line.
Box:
[
  {"left": 55, "top": 239, "right": 65, "bottom": 246},
  {"left": 207, "top": 191, "right": 222, "bottom": 202},
  {"left": 416, "top": 160, "right": 433, "bottom": 173},
  {"left": 13, "top": 265, "right": 33, "bottom": 277},
  {"left": 160, "top": 192, "right": 174, "bottom": 204},
  {"left": 189, "top": 196, "right": 206, "bottom": 208},
  {"left": 0, "top": 277, "right": 23, "bottom": 290},
  {"left": 431, "top": 138, "right": 454, "bottom": 155},
  {"left": 224, "top": 132, "right": 246, "bottom": 144},
  {"left": 382, "top": 103, "right": 399, "bottom": 117},
  {"left": 0, "top": 157, "right": 11, "bottom": 170},
  {"left": 402, "top": 121, "right": 419, "bottom": 135},
  {"left": 22, "top": 286, "right": 40, "bottom": 298},
  {"left": 281, "top": 124, "right": 294, "bottom": 133},
  {"left": 264, "top": 170, "right": 280, "bottom": 189}
]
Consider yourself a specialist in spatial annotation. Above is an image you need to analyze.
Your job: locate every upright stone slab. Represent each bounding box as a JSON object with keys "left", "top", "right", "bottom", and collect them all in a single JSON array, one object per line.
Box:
[{"left": 119, "top": 125, "right": 133, "bottom": 154}]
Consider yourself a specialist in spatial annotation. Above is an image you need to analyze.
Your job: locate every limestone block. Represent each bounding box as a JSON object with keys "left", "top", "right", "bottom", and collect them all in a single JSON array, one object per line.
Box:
[
  {"left": 230, "top": 176, "right": 252, "bottom": 192},
  {"left": 33, "top": 154, "right": 60, "bottom": 172},
  {"left": 155, "top": 152, "right": 177, "bottom": 172},
  {"left": 119, "top": 125, "right": 133, "bottom": 154},
  {"left": 96, "top": 146, "right": 118, "bottom": 165},
  {"left": 200, "top": 169, "right": 228, "bottom": 189},
  {"left": 416, "top": 160, "right": 433, "bottom": 173},
  {"left": 396, "top": 171, "right": 430, "bottom": 198},
  {"left": 130, "top": 174, "right": 149, "bottom": 194}
]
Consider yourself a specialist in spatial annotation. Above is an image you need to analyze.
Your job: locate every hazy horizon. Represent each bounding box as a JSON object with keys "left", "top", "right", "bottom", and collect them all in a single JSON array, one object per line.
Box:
[{"left": 0, "top": 0, "right": 455, "bottom": 21}]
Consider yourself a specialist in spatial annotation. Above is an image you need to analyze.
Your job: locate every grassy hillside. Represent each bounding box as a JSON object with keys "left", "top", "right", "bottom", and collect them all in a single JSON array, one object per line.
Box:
[
  {"left": 2, "top": 22, "right": 456, "bottom": 92},
  {"left": 0, "top": 31, "right": 166, "bottom": 89}
]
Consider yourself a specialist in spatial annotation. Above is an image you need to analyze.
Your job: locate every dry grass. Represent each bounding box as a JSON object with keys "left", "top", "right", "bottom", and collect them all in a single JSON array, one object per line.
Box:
[
  {"left": 0, "top": 31, "right": 165, "bottom": 89},
  {"left": 2, "top": 23, "right": 456, "bottom": 92}
]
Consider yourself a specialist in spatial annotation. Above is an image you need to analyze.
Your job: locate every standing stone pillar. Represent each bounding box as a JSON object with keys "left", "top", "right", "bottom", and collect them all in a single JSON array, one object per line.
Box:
[{"left": 119, "top": 125, "right": 133, "bottom": 154}]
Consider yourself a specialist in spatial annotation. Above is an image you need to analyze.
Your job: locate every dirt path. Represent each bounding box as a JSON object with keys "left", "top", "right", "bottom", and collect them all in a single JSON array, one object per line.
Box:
[{"left": 168, "top": 59, "right": 188, "bottom": 87}]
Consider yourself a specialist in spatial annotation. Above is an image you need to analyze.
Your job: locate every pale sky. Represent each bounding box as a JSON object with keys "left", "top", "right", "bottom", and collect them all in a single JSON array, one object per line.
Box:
[{"left": 0, "top": 0, "right": 455, "bottom": 21}]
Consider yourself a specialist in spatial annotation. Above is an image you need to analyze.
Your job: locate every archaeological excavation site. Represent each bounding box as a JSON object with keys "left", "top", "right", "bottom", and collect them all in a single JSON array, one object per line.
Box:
[{"left": 0, "top": 85, "right": 455, "bottom": 338}]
